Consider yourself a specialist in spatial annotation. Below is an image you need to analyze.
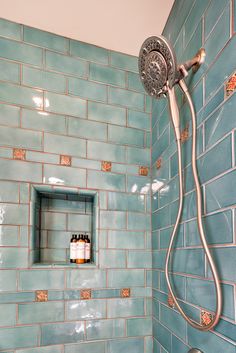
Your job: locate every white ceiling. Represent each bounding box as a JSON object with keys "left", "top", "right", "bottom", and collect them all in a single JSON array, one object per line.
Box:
[{"left": 0, "top": 0, "right": 174, "bottom": 56}]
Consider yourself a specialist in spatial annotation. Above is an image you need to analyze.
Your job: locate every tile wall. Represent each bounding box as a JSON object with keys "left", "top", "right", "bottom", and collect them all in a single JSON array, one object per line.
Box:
[
  {"left": 152, "top": 0, "right": 236, "bottom": 352},
  {"left": 0, "top": 18, "right": 152, "bottom": 352}
]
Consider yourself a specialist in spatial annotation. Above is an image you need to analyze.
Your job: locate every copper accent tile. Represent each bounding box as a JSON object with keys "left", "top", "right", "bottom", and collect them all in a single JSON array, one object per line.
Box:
[
  {"left": 101, "top": 161, "right": 112, "bottom": 172},
  {"left": 60, "top": 155, "right": 71, "bottom": 166},
  {"left": 181, "top": 125, "right": 189, "bottom": 143},
  {"left": 13, "top": 148, "right": 26, "bottom": 160},
  {"left": 156, "top": 158, "right": 162, "bottom": 169},
  {"left": 225, "top": 72, "right": 236, "bottom": 98},
  {"left": 121, "top": 288, "right": 130, "bottom": 298},
  {"left": 201, "top": 310, "right": 213, "bottom": 326},
  {"left": 35, "top": 290, "right": 48, "bottom": 302},
  {"left": 80, "top": 289, "right": 91, "bottom": 300},
  {"left": 167, "top": 292, "right": 175, "bottom": 308},
  {"left": 139, "top": 166, "right": 149, "bottom": 176}
]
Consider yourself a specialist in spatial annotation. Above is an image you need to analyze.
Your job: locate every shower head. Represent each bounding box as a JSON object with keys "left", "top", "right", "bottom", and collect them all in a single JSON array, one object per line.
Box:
[{"left": 139, "top": 35, "right": 177, "bottom": 99}]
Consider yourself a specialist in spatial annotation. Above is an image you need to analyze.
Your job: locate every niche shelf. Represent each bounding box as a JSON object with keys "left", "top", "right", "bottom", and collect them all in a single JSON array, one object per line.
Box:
[{"left": 30, "top": 185, "right": 98, "bottom": 267}]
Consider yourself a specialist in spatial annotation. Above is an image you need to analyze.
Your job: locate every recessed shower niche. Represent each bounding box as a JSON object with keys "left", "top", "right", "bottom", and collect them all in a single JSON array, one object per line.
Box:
[{"left": 30, "top": 185, "right": 98, "bottom": 267}]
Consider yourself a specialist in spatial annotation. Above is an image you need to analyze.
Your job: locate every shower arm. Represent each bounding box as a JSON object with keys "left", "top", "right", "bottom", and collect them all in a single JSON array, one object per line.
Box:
[{"left": 165, "top": 79, "right": 222, "bottom": 331}]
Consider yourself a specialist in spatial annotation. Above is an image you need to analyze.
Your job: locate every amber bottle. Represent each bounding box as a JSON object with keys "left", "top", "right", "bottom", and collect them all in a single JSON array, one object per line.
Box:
[
  {"left": 84, "top": 234, "right": 91, "bottom": 263},
  {"left": 76, "top": 234, "right": 85, "bottom": 264},
  {"left": 70, "top": 234, "right": 77, "bottom": 263}
]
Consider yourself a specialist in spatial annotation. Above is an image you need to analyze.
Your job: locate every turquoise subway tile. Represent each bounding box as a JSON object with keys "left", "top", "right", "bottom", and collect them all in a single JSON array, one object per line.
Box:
[
  {"left": 18, "top": 301, "right": 64, "bottom": 324},
  {"left": 107, "top": 298, "right": 144, "bottom": 318},
  {"left": 17, "top": 346, "right": 62, "bottom": 353},
  {"left": 41, "top": 322, "right": 85, "bottom": 345},
  {"left": 128, "top": 72, "right": 145, "bottom": 93},
  {"left": 66, "top": 269, "right": 106, "bottom": 288},
  {"left": 100, "top": 210, "right": 126, "bottom": 229},
  {"left": 145, "top": 96, "right": 152, "bottom": 113},
  {"left": 90, "top": 63, "right": 125, "bottom": 87},
  {"left": 0, "top": 103, "right": 20, "bottom": 127},
  {"left": 0, "top": 125, "right": 42, "bottom": 150},
  {"left": 40, "top": 249, "right": 66, "bottom": 263},
  {"left": 207, "top": 247, "right": 236, "bottom": 282},
  {"left": 19, "top": 183, "right": 29, "bottom": 203},
  {"left": 152, "top": 250, "right": 166, "bottom": 270},
  {"left": 0, "top": 59, "right": 20, "bottom": 83},
  {"left": 46, "top": 50, "right": 87, "bottom": 78},
  {"left": 145, "top": 336, "right": 153, "bottom": 353},
  {"left": 24, "top": 26, "right": 68, "bottom": 52},
  {"left": 128, "top": 109, "right": 150, "bottom": 131},
  {"left": 108, "top": 269, "right": 145, "bottom": 287},
  {"left": 0, "top": 18, "right": 21, "bottom": 40},
  {"left": 205, "top": 0, "right": 230, "bottom": 38},
  {"left": 107, "top": 192, "right": 145, "bottom": 212},
  {"left": 108, "top": 230, "right": 145, "bottom": 249},
  {"left": 0, "top": 204, "right": 28, "bottom": 225},
  {"left": 47, "top": 231, "right": 71, "bottom": 249},
  {"left": 198, "top": 86, "right": 224, "bottom": 124},
  {"left": 68, "top": 214, "right": 91, "bottom": 231},
  {"left": 0, "top": 225, "right": 18, "bottom": 246},
  {"left": 41, "top": 211, "right": 66, "bottom": 230},
  {"left": 171, "top": 336, "right": 189, "bottom": 353},
  {"left": 0, "top": 270, "right": 17, "bottom": 291},
  {"left": 172, "top": 248, "right": 205, "bottom": 277},
  {"left": 0, "top": 37, "right": 43, "bottom": 66},
  {"left": 23, "top": 66, "right": 66, "bottom": 93},
  {"left": 107, "top": 338, "right": 144, "bottom": 353},
  {"left": 153, "top": 320, "right": 171, "bottom": 353},
  {"left": 0, "top": 303, "right": 16, "bottom": 326},
  {"left": 69, "top": 77, "right": 107, "bottom": 102},
  {"left": 127, "top": 251, "right": 152, "bottom": 268},
  {"left": 160, "top": 304, "right": 186, "bottom": 341},
  {"left": 19, "top": 270, "right": 64, "bottom": 290},
  {"left": 0, "top": 181, "right": 19, "bottom": 202},
  {"left": 0, "top": 81, "right": 43, "bottom": 108},
  {"left": 152, "top": 205, "right": 170, "bottom": 231},
  {"left": 86, "top": 319, "right": 125, "bottom": 340},
  {"left": 45, "top": 91, "right": 86, "bottom": 118},
  {"left": 70, "top": 40, "right": 108, "bottom": 64},
  {"left": 22, "top": 109, "right": 66, "bottom": 134},
  {"left": 66, "top": 299, "right": 106, "bottom": 320},
  {"left": 88, "top": 141, "right": 125, "bottom": 162},
  {"left": 109, "top": 87, "right": 144, "bottom": 111},
  {"left": 92, "top": 289, "right": 120, "bottom": 299},
  {"left": 184, "top": 0, "right": 208, "bottom": 47},
  {"left": 100, "top": 249, "right": 126, "bottom": 268},
  {"left": 127, "top": 146, "right": 150, "bottom": 165},
  {"left": 215, "top": 318, "right": 236, "bottom": 342},
  {"left": 110, "top": 52, "right": 138, "bottom": 72},
  {"left": 0, "top": 326, "right": 39, "bottom": 350},
  {"left": 128, "top": 212, "right": 150, "bottom": 231},
  {"left": 88, "top": 101, "right": 126, "bottom": 125},
  {"left": 108, "top": 125, "right": 144, "bottom": 147},
  {"left": 72, "top": 157, "right": 100, "bottom": 170},
  {"left": 88, "top": 170, "right": 125, "bottom": 191},
  {"left": 152, "top": 128, "right": 169, "bottom": 164},
  {"left": 65, "top": 341, "right": 105, "bottom": 353},
  {"left": 68, "top": 117, "right": 107, "bottom": 141},
  {"left": 26, "top": 151, "right": 59, "bottom": 164},
  {"left": 44, "top": 165, "right": 86, "bottom": 188},
  {"left": 44, "top": 132, "right": 86, "bottom": 157}
]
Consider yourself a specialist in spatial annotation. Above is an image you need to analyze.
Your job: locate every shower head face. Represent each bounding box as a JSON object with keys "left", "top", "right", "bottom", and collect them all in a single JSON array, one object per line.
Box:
[{"left": 139, "top": 35, "right": 177, "bottom": 99}]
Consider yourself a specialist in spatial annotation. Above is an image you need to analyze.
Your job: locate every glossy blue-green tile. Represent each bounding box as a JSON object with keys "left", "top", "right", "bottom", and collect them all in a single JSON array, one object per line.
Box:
[
  {"left": 44, "top": 165, "right": 86, "bottom": 188},
  {"left": 68, "top": 116, "right": 107, "bottom": 141},
  {"left": 0, "top": 225, "right": 18, "bottom": 246},
  {"left": 107, "top": 192, "right": 145, "bottom": 212},
  {"left": 110, "top": 52, "right": 138, "bottom": 72},
  {"left": 41, "top": 321, "right": 85, "bottom": 345},
  {"left": 66, "top": 269, "right": 106, "bottom": 288},
  {"left": 23, "top": 66, "right": 66, "bottom": 93},
  {"left": 127, "top": 317, "right": 152, "bottom": 336},
  {"left": 68, "top": 213, "right": 91, "bottom": 231},
  {"left": 0, "top": 125, "right": 42, "bottom": 150},
  {"left": 0, "top": 303, "right": 16, "bottom": 326},
  {"left": 109, "top": 87, "right": 144, "bottom": 111},
  {"left": 187, "top": 325, "right": 235, "bottom": 353},
  {"left": 92, "top": 289, "right": 120, "bottom": 299},
  {"left": 159, "top": 176, "right": 179, "bottom": 208},
  {"left": 152, "top": 250, "right": 166, "bottom": 270},
  {"left": 128, "top": 72, "right": 145, "bottom": 93},
  {"left": 86, "top": 319, "right": 124, "bottom": 340},
  {"left": 108, "top": 230, "right": 145, "bottom": 249},
  {"left": 160, "top": 304, "right": 186, "bottom": 341},
  {"left": 0, "top": 18, "right": 21, "bottom": 40},
  {"left": 127, "top": 146, "right": 149, "bottom": 165},
  {"left": 207, "top": 247, "right": 236, "bottom": 282},
  {"left": 197, "top": 86, "right": 224, "bottom": 124},
  {"left": 172, "top": 248, "right": 205, "bottom": 276},
  {"left": 145, "top": 336, "right": 153, "bottom": 353},
  {"left": 0, "top": 270, "right": 17, "bottom": 291},
  {"left": 152, "top": 205, "right": 170, "bottom": 231},
  {"left": 26, "top": 151, "right": 59, "bottom": 164},
  {"left": 65, "top": 341, "right": 105, "bottom": 353},
  {"left": 108, "top": 125, "right": 144, "bottom": 147},
  {"left": 88, "top": 140, "right": 125, "bottom": 163},
  {"left": 107, "top": 338, "right": 144, "bottom": 353},
  {"left": 41, "top": 211, "right": 66, "bottom": 230},
  {"left": 205, "top": 0, "right": 230, "bottom": 38},
  {"left": 46, "top": 50, "right": 87, "bottom": 77},
  {"left": 171, "top": 335, "right": 189, "bottom": 353},
  {"left": 215, "top": 318, "right": 236, "bottom": 342},
  {"left": 46, "top": 231, "right": 71, "bottom": 249},
  {"left": 128, "top": 109, "right": 150, "bottom": 131},
  {"left": 152, "top": 128, "right": 169, "bottom": 164},
  {"left": 128, "top": 212, "right": 150, "bottom": 231},
  {"left": 19, "top": 270, "right": 64, "bottom": 290},
  {"left": 17, "top": 346, "right": 62, "bottom": 353},
  {"left": 206, "top": 169, "right": 236, "bottom": 212},
  {"left": 100, "top": 210, "right": 126, "bottom": 229},
  {"left": 0, "top": 204, "right": 28, "bottom": 225},
  {"left": 100, "top": 249, "right": 126, "bottom": 268},
  {"left": 159, "top": 225, "right": 183, "bottom": 249},
  {"left": 44, "top": 132, "right": 86, "bottom": 157},
  {"left": 127, "top": 251, "right": 151, "bottom": 268},
  {"left": 0, "top": 81, "right": 43, "bottom": 108},
  {"left": 0, "top": 326, "right": 39, "bottom": 350},
  {"left": 21, "top": 109, "right": 66, "bottom": 134},
  {"left": 88, "top": 101, "right": 126, "bottom": 125},
  {"left": 45, "top": 91, "right": 86, "bottom": 118},
  {"left": 153, "top": 320, "right": 171, "bottom": 352},
  {"left": 0, "top": 59, "right": 20, "bottom": 83},
  {"left": 66, "top": 299, "right": 106, "bottom": 320},
  {"left": 152, "top": 98, "right": 166, "bottom": 127},
  {"left": 0, "top": 37, "right": 42, "bottom": 66},
  {"left": 127, "top": 175, "right": 151, "bottom": 195},
  {"left": 90, "top": 62, "right": 125, "bottom": 87},
  {"left": 18, "top": 301, "right": 64, "bottom": 324},
  {"left": 72, "top": 157, "right": 100, "bottom": 170},
  {"left": 108, "top": 269, "right": 145, "bottom": 287},
  {"left": 145, "top": 96, "right": 152, "bottom": 113},
  {"left": 0, "top": 103, "right": 20, "bottom": 127},
  {"left": 0, "top": 181, "right": 19, "bottom": 202},
  {"left": 88, "top": 170, "right": 125, "bottom": 191},
  {"left": 24, "top": 26, "right": 68, "bottom": 52},
  {"left": 69, "top": 77, "right": 107, "bottom": 102},
  {"left": 70, "top": 40, "right": 108, "bottom": 64}
]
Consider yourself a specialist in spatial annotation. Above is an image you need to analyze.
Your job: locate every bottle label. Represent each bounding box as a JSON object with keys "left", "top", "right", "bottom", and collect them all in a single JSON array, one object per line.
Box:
[
  {"left": 85, "top": 243, "right": 90, "bottom": 260},
  {"left": 70, "top": 243, "right": 77, "bottom": 259},
  {"left": 77, "top": 243, "right": 85, "bottom": 259}
]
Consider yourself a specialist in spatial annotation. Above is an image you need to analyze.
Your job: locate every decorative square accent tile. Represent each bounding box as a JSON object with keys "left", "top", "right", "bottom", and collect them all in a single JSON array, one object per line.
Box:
[
  {"left": 80, "top": 289, "right": 91, "bottom": 300},
  {"left": 167, "top": 291, "right": 175, "bottom": 308},
  {"left": 139, "top": 166, "right": 149, "bottom": 176},
  {"left": 156, "top": 158, "right": 162, "bottom": 169},
  {"left": 225, "top": 72, "right": 236, "bottom": 98},
  {"left": 121, "top": 288, "right": 130, "bottom": 298},
  {"left": 35, "top": 290, "right": 48, "bottom": 302},
  {"left": 60, "top": 155, "right": 71, "bottom": 166},
  {"left": 201, "top": 310, "right": 213, "bottom": 326},
  {"left": 13, "top": 148, "right": 26, "bottom": 160},
  {"left": 181, "top": 125, "right": 189, "bottom": 143},
  {"left": 101, "top": 161, "right": 112, "bottom": 172}
]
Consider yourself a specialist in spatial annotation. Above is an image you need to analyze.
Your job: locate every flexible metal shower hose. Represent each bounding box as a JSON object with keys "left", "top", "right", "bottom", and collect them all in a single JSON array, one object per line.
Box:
[{"left": 165, "top": 79, "right": 222, "bottom": 331}]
